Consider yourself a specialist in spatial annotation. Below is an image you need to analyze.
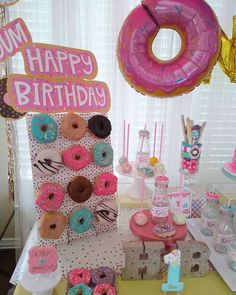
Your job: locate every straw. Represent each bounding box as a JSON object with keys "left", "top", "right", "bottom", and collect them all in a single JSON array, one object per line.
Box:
[
  {"left": 140, "top": 123, "right": 147, "bottom": 153},
  {"left": 123, "top": 120, "right": 126, "bottom": 157},
  {"left": 179, "top": 169, "right": 183, "bottom": 212},
  {"left": 159, "top": 124, "right": 164, "bottom": 162},
  {"left": 153, "top": 121, "right": 157, "bottom": 157},
  {"left": 140, "top": 176, "right": 145, "bottom": 212},
  {"left": 126, "top": 123, "right": 130, "bottom": 160}
]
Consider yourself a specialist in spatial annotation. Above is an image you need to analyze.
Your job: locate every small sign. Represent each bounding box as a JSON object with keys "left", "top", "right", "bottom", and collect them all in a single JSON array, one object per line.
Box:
[{"left": 168, "top": 191, "right": 191, "bottom": 217}]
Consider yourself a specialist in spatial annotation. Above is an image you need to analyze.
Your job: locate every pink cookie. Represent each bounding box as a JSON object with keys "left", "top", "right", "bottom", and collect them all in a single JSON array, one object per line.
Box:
[
  {"left": 95, "top": 200, "right": 118, "bottom": 225},
  {"left": 93, "top": 283, "right": 116, "bottom": 295},
  {"left": 94, "top": 172, "right": 118, "bottom": 196},
  {"left": 69, "top": 268, "right": 91, "bottom": 286},
  {"left": 28, "top": 245, "right": 58, "bottom": 274},
  {"left": 63, "top": 145, "right": 92, "bottom": 171},
  {"left": 36, "top": 182, "right": 65, "bottom": 211}
]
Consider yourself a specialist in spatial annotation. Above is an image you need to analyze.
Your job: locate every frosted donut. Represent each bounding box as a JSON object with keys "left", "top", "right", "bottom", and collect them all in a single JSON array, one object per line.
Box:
[
  {"left": 63, "top": 145, "right": 92, "bottom": 171},
  {"left": 69, "top": 207, "right": 94, "bottom": 234},
  {"left": 33, "top": 148, "right": 63, "bottom": 177},
  {"left": 67, "top": 176, "right": 93, "bottom": 203},
  {"left": 68, "top": 283, "right": 92, "bottom": 295},
  {"left": 36, "top": 182, "right": 65, "bottom": 211},
  {"left": 31, "top": 114, "right": 58, "bottom": 143},
  {"left": 88, "top": 115, "right": 112, "bottom": 139},
  {"left": 93, "top": 283, "right": 116, "bottom": 295},
  {"left": 117, "top": 0, "right": 221, "bottom": 97},
  {"left": 91, "top": 267, "right": 115, "bottom": 285},
  {"left": 38, "top": 211, "right": 67, "bottom": 240},
  {"left": 95, "top": 200, "right": 118, "bottom": 225},
  {"left": 69, "top": 268, "right": 91, "bottom": 286},
  {"left": 93, "top": 142, "right": 113, "bottom": 167},
  {"left": 61, "top": 113, "right": 87, "bottom": 140},
  {"left": 94, "top": 173, "right": 117, "bottom": 196}
]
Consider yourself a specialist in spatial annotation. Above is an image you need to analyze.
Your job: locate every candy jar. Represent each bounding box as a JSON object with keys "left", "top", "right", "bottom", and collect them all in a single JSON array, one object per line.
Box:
[
  {"left": 136, "top": 130, "right": 150, "bottom": 170},
  {"left": 227, "top": 239, "right": 236, "bottom": 271},
  {"left": 151, "top": 175, "right": 169, "bottom": 225},
  {"left": 214, "top": 205, "right": 235, "bottom": 254},
  {"left": 200, "top": 192, "right": 220, "bottom": 236}
]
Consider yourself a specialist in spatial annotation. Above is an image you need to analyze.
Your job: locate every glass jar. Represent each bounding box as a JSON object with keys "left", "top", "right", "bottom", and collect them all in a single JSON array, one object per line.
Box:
[
  {"left": 135, "top": 130, "right": 150, "bottom": 170},
  {"left": 200, "top": 192, "right": 220, "bottom": 236},
  {"left": 151, "top": 176, "right": 169, "bottom": 225},
  {"left": 214, "top": 205, "right": 235, "bottom": 254},
  {"left": 227, "top": 239, "right": 236, "bottom": 271}
]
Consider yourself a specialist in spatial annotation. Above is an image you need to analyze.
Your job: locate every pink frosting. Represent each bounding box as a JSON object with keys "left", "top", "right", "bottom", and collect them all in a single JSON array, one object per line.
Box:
[
  {"left": 117, "top": 0, "right": 221, "bottom": 96},
  {"left": 155, "top": 175, "right": 169, "bottom": 184},
  {"left": 69, "top": 268, "right": 91, "bottom": 286},
  {"left": 63, "top": 145, "right": 92, "bottom": 171},
  {"left": 206, "top": 192, "right": 220, "bottom": 200},
  {"left": 93, "top": 283, "right": 116, "bottom": 295},
  {"left": 94, "top": 173, "right": 118, "bottom": 196},
  {"left": 36, "top": 182, "right": 65, "bottom": 211},
  {"left": 28, "top": 245, "right": 58, "bottom": 274}
]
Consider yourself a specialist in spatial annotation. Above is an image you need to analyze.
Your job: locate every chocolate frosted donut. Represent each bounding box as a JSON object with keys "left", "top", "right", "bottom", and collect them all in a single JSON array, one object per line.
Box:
[
  {"left": 67, "top": 176, "right": 93, "bottom": 203},
  {"left": 88, "top": 115, "right": 111, "bottom": 139}
]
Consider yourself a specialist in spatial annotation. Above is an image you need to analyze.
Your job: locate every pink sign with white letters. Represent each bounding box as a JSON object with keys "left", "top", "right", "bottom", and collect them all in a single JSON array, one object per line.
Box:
[
  {"left": 23, "top": 43, "right": 98, "bottom": 80},
  {"left": 0, "top": 18, "right": 31, "bottom": 62}
]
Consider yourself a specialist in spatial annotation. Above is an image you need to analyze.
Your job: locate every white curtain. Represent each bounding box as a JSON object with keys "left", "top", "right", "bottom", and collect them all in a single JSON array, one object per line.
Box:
[{"left": 8, "top": 0, "right": 236, "bottom": 244}]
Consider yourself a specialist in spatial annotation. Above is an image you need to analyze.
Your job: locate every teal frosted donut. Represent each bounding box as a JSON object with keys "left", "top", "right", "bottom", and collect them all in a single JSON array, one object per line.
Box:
[
  {"left": 93, "top": 142, "right": 113, "bottom": 167},
  {"left": 69, "top": 207, "right": 94, "bottom": 234},
  {"left": 31, "top": 114, "right": 58, "bottom": 143},
  {"left": 68, "top": 283, "right": 92, "bottom": 295}
]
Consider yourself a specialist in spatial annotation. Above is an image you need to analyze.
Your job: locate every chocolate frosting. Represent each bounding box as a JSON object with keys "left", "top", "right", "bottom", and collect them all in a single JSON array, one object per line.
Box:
[
  {"left": 67, "top": 176, "right": 93, "bottom": 203},
  {"left": 88, "top": 115, "right": 111, "bottom": 139}
]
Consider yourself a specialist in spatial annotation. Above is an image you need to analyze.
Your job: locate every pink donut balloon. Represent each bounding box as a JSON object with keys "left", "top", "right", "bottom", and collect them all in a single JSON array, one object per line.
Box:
[{"left": 117, "top": 0, "right": 221, "bottom": 97}]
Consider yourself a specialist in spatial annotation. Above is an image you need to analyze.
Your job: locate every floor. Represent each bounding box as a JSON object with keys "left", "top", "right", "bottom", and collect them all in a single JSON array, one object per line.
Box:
[{"left": 0, "top": 249, "right": 16, "bottom": 295}]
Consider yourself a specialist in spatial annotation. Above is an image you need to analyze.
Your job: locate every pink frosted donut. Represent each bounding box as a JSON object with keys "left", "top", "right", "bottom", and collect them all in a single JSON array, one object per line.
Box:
[
  {"left": 36, "top": 182, "right": 65, "bottom": 211},
  {"left": 69, "top": 268, "right": 91, "bottom": 286},
  {"left": 63, "top": 145, "right": 92, "bottom": 171},
  {"left": 94, "top": 173, "right": 118, "bottom": 196},
  {"left": 117, "top": 0, "right": 221, "bottom": 97},
  {"left": 93, "top": 283, "right": 116, "bottom": 295}
]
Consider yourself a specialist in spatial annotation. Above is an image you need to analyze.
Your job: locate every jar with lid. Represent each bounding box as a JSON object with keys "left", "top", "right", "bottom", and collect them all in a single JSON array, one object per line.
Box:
[
  {"left": 227, "top": 239, "right": 236, "bottom": 271},
  {"left": 135, "top": 130, "right": 150, "bottom": 170},
  {"left": 214, "top": 205, "right": 235, "bottom": 254},
  {"left": 200, "top": 192, "right": 220, "bottom": 236}
]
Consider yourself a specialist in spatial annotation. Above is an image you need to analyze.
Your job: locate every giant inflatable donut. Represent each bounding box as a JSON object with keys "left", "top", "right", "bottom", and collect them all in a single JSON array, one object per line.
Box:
[{"left": 117, "top": 0, "right": 221, "bottom": 97}]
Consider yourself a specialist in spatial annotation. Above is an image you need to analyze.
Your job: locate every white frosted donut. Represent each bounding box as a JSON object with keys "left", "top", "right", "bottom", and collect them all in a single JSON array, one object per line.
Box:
[{"left": 33, "top": 148, "right": 63, "bottom": 177}]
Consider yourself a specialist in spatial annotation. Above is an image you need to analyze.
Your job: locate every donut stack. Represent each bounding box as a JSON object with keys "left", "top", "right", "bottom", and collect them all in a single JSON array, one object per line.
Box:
[{"left": 27, "top": 112, "right": 118, "bottom": 244}]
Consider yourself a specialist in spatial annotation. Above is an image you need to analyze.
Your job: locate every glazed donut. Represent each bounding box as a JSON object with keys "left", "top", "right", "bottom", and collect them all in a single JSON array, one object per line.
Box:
[
  {"left": 93, "top": 142, "right": 113, "bottom": 167},
  {"left": 68, "top": 283, "right": 92, "bottom": 295},
  {"left": 94, "top": 173, "right": 117, "bottom": 196},
  {"left": 69, "top": 268, "right": 91, "bottom": 286},
  {"left": 88, "top": 115, "right": 111, "bottom": 139},
  {"left": 93, "top": 283, "right": 116, "bottom": 295},
  {"left": 95, "top": 200, "right": 118, "bottom": 226},
  {"left": 33, "top": 148, "right": 63, "bottom": 177},
  {"left": 67, "top": 176, "right": 93, "bottom": 203},
  {"left": 38, "top": 211, "right": 67, "bottom": 240},
  {"left": 36, "top": 182, "right": 65, "bottom": 211},
  {"left": 69, "top": 207, "right": 94, "bottom": 234},
  {"left": 91, "top": 267, "right": 115, "bottom": 285},
  {"left": 61, "top": 112, "right": 87, "bottom": 140},
  {"left": 63, "top": 145, "right": 92, "bottom": 171},
  {"left": 117, "top": 0, "right": 221, "bottom": 97},
  {"left": 31, "top": 114, "right": 58, "bottom": 143}
]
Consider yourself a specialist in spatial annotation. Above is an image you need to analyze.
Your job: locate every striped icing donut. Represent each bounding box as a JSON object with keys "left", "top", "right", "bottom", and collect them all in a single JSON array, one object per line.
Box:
[{"left": 117, "top": 0, "right": 221, "bottom": 97}]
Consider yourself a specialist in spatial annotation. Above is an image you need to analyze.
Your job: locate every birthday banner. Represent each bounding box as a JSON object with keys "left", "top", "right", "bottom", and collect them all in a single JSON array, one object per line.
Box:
[{"left": 0, "top": 18, "right": 111, "bottom": 118}]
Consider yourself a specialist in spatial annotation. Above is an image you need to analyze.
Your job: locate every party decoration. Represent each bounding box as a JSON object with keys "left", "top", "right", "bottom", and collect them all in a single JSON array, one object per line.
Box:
[
  {"left": 122, "top": 241, "right": 164, "bottom": 280},
  {"left": 28, "top": 245, "right": 58, "bottom": 274},
  {"left": 177, "top": 241, "right": 210, "bottom": 277},
  {"left": 0, "top": 18, "right": 31, "bottom": 62},
  {"left": 0, "top": 0, "right": 19, "bottom": 6},
  {"left": 117, "top": 0, "right": 221, "bottom": 98},
  {"left": 218, "top": 16, "right": 236, "bottom": 83},
  {"left": 162, "top": 250, "right": 184, "bottom": 294}
]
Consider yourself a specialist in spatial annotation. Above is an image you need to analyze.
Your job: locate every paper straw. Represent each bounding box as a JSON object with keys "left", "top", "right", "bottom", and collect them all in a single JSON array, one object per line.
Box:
[
  {"left": 140, "top": 176, "right": 145, "bottom": 212},
  {"left": 126, "top": 123, "right": 130, "bottom": 160},
  {"left": 179, "top": 169, "right": 183, "bottom": 212},
  {"left": 153, "top": 121, "right": 157, "bottom": 157},
  {"left": 140, "top": 123, "right": 147, "bottom": 153},
  {"left": 123, "top": 120, "right": 126, "bottom": 157},
  {"left": 159, "top": 124, "right": 164, "bottom": 162}
]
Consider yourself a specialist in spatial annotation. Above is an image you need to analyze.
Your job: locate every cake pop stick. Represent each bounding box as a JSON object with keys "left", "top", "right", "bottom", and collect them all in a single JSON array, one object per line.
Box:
[
  {"left": 134, "top": 176, "right": 148, "bottom": 226},
  {"left": 159, "top": 124, "right": 164, "bottom": 162},
  {"left": 121, "top": 123, "right": 132, "bottom": 173},
  {"left": 153, "top": 121, "right": 157, "bottom": 157},
  {"left": 123, "top": 120, "right": 126, "bottom": 157},
  {"left": 126, "top": 123, "right": 130, "bottom": 160}
]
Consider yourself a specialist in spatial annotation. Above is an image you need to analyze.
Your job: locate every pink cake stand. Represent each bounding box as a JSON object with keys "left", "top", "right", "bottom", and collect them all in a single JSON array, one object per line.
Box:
[{"left": 130, "top": 209, "right": 188, "bottom": 251}]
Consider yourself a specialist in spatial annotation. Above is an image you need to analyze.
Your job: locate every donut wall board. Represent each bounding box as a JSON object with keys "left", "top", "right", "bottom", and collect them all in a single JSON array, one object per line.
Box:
[{"left": 26, "top": 112, "right": 117, "bottom": 245}]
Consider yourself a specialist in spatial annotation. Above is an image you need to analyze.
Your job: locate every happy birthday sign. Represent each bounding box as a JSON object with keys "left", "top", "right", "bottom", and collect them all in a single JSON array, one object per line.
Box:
[{"left": 0, "top": 18, "right": 111, "bottom": 118}]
